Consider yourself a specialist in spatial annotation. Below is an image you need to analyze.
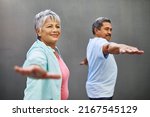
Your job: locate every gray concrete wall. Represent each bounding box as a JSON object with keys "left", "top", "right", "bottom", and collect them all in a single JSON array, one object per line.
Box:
[{"left": 0, "top": 0, "right": 149, "bottom": 99}]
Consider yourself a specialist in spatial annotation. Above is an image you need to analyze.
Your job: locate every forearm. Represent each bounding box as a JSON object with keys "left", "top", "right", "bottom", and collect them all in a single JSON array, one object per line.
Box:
[{"left": 103, "top": 42, "right": 121, "bottom": 54}]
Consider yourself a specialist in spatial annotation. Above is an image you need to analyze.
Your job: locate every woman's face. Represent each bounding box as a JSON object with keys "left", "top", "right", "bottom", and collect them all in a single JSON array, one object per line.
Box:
[{"left": 37, "top": 17, "right": 61, "bottom": 48}]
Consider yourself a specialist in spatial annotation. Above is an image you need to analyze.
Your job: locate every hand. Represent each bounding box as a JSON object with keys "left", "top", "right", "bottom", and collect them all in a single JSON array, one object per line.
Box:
[
  {"left": 107, "top": 43, "right": 144, "bottom": 55},
  {"left": 80, "top": 58, "right": 88, "bottom": 65},
  {"left": 119, "top": 44, "right": 144, "bottom": 54},
  {"left": 14, "top": 65, "right": 61, "bottom": 79}
]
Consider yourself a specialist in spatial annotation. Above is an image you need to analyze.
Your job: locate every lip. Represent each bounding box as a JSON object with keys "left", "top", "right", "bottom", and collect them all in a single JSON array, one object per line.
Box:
[
  {"left": 106, "top": 35, "right": 111, "bottom": 37},
  {"left": 50, "top": 34, "right": 60, "bottom": 38}
]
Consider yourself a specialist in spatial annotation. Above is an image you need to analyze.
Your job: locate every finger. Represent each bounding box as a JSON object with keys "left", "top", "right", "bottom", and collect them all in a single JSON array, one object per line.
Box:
[
  {"left": 124, "top": 48, "right": 136, "bottom": 54},
  {"left": 14, "top": 66, "right": 25, "bottom": 75},
  {"left": 14, "top": 66, "right": 32, "bottom": 76},
  {"left": 126, "top": 48, "right": 144, "bottom": 54},
  {"left": 19, "top": 68, "right": 29, "bottom": 76},
  {"left": 14, "top": 66, "right": 22, "bottom": 72},
  {"left": 80, "top": 60, "right": 88, "bottom": 65},
  {"left": 134, "top": 50, "right": 144, "bottom": 54},
  {"left": 80, "top": 61, "right": 85, "bottom": 65},
  {"left": 42, "top": 73, "right": 61, "bottom": 79}
]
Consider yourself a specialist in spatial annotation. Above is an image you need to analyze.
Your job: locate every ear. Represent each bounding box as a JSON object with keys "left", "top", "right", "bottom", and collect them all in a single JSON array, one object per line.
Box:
[
  {"left": 94, "top": 28, "right": 100, "bottom": 35},
  {"left": 36, "top": 28, "right": 41, "bottom": 37}
]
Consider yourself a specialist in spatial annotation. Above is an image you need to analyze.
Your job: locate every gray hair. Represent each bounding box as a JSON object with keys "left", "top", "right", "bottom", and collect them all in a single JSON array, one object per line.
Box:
[
  {"left": 34, "top": 9, "right": 61, "bottom": 30},
  {"left": 92, "top": 17, "right": 111, "bottom": 35}
]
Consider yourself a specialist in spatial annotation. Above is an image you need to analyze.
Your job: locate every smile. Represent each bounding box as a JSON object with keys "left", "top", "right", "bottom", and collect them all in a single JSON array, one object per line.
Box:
[{"left": 50, "top": 34, "right": 59, "bottom": 38}]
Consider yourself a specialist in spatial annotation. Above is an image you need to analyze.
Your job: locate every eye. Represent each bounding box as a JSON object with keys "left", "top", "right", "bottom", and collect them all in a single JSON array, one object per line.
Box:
[
  {"left": 104, "top": 27, "right": 112, "bottom": 31},
  {"left": 47, "top": 25, "right": 53, "bottom": 28},
  {"left": 105, "top": 27, "right": 109, "bottom": 30},
  {"left": 56, "top": 25, "right": 60, "bottom": 28}
]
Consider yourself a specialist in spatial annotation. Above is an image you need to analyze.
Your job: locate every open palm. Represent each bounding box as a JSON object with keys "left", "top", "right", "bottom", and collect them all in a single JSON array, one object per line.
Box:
[{"left": 14, "top": 65, "right": 61, "bottom": 79}]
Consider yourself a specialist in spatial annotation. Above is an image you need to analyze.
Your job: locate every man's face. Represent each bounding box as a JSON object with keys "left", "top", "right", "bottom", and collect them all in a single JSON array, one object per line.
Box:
[{"left": 95, "top": 22, "right": 112, "bottom": 41}]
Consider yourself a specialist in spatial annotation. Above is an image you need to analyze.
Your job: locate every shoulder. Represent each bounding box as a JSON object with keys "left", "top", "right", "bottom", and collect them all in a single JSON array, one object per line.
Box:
[
  {"left": 26, "top": 42, "right": 46, "bottom": 58},
  {"left": 89, "top": 37, "right": 109, "bottom": 48}
]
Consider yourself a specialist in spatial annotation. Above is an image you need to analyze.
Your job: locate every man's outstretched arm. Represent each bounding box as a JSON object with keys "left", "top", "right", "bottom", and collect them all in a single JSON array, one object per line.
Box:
[{"left": 80, "top": 42, "right": 144, "bottom": 65}]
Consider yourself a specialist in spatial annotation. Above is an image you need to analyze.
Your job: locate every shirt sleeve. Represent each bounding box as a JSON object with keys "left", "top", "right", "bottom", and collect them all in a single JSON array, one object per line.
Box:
[
  {"left": 23, "top": 48, "right": 47, "bottom": 71},
  {"left": 96, "top": 39, "right": 109, "bottom": 59}
]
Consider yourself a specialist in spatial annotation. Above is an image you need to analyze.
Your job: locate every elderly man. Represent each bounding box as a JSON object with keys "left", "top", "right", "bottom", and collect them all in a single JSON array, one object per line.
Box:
[{"left": 81, "top": 17, "right": 144, "bottom": 100}]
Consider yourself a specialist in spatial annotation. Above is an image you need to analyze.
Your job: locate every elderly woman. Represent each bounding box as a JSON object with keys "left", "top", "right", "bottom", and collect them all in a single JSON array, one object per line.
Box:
[{"left": 14, "top": 9, "right": 70, "bottom": 100}]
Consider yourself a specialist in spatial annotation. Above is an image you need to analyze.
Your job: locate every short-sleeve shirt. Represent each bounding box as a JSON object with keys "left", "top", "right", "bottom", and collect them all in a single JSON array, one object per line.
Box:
[{"left": 86, "top": 37, "right": 118, "bottom": 98}]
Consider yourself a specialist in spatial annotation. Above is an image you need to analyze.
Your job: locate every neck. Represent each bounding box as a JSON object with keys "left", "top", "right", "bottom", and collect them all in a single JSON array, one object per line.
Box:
[
  {"left": 39, "top": 40, "right": 56, "bottom": 49},
  {"left": 46, "top": 42, "right": 56, "bottom": 49},
  {"left": 49, "top": 44, "right": 56, "bottom": 49}
]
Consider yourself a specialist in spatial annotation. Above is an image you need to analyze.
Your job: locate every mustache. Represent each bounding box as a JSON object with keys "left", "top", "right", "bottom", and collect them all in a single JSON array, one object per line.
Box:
[{"left": 106, "top": 34, "right": 111, "bottom": 37}]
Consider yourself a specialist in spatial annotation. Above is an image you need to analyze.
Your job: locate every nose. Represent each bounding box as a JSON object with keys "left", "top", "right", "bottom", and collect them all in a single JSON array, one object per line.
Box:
[
  {"left": 52, "top": 27, "right": 58, "bottom": 32},
  {"left": 108, "top": 29, "right": 112, "bottom": 34}
]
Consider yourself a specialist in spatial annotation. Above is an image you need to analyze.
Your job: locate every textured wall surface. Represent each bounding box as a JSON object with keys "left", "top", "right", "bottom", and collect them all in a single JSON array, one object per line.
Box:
[{"left": 0, "top": 0, "right": 149, "bottom": 99}]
